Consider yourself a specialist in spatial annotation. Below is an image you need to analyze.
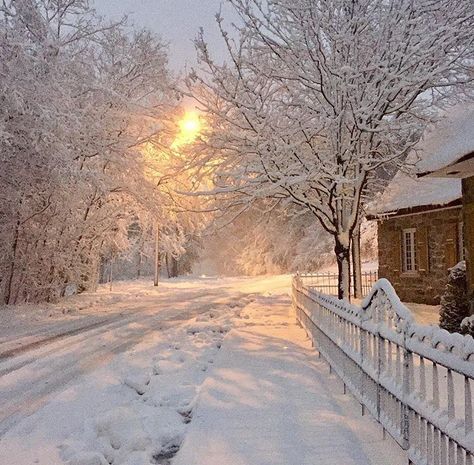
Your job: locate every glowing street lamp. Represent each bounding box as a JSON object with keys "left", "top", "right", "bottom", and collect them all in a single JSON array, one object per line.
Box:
[
  {"left": 154, "top": 110, "right": 202, "bottom": 287},
  {"left": 171, "top": 111, "right": 202, "bottom": 149}
]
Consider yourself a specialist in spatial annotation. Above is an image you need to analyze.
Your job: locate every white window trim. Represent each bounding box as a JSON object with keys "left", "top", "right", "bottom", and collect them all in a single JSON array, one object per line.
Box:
[{"left": 402, "top": 228, "right": 417, "bottom": 274}]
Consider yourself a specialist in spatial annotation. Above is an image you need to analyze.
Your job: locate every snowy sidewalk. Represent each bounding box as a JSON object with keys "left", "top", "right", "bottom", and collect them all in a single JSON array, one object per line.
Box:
[{"left": 174, "top": 294, "right": 407, "bottom": 465}]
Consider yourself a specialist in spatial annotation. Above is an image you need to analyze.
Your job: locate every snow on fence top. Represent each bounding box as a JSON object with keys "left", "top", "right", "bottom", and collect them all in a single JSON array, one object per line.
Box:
[
  {"left": 297, "top": 275, "right": 474, "bottom": 378},
  {"left": 293, "top": 274, "right": 474, "bottom": 464},
  {"left": 362, "top": 279, "right": 474, "bottom": 378}
]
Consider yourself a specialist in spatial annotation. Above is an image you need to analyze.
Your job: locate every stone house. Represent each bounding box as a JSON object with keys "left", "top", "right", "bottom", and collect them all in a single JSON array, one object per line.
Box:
[
  {"left": 371, "top": 107, "right": 473, "bottom": 305},
  {"left": 373, "top": 177, "right": 463, "bottom": 305},
  {"left": 417, "top": 130, "right": 474, "bottom": 309}
]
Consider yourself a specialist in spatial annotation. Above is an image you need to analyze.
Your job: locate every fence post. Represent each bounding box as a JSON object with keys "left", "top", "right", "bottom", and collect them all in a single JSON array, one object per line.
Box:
[
  {"left": 359, "top": 311, "right": 366, "bottom": 416},
  {"left": 401, "top": 326, "right": 412, "bottom": 451},
  {"left": 466, "top": 376, "right": 473, "bottom": 436},
  {"left": 376, "top": 331, "right": 384, "bottom": 424}
]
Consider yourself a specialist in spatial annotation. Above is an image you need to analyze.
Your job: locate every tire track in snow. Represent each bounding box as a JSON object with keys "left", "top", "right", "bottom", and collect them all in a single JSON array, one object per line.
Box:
[
  {"left": 0, "top": 290, "right": 227, "bottom": 377},
  {"left": 0, "top": 317, "right": 119, "bottom": 361},
  {"left": 0, "top": 300, "right": 226, "bottom": 437},
  {"left": 0, "top": 318, "right": 166, "bottom": 437}
]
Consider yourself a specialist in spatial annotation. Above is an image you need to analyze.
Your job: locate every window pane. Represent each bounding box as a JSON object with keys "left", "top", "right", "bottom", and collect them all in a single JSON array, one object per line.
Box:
[
  {"left": 403, "top": 230, "right": 416, "bottom": 272},
  {"left": 413, "top": 231, "right": 417, "bottom": 271}
]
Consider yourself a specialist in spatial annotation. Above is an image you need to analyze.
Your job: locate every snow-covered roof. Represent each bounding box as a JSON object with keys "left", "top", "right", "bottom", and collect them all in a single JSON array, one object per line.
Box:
[
  {"left": 370, "top": 171, "right": 461, "bottom": 216},
  {"left": 370, "top": 105, "right": 473, "bottom": 216},
  {"left": 416, "top": 105, "right": 474, "bottom": 174}
]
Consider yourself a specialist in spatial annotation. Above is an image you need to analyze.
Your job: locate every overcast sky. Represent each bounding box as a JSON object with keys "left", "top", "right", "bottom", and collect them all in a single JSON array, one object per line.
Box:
[{"left": 93, "top": 0, "right": 238, "bottom": 71}]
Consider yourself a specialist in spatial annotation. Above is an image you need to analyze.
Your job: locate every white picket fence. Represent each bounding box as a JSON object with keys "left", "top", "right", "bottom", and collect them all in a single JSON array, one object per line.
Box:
[
  {"left": 293, "top": 274, "right": 474, "bottom": 465},
  {"left": 296, "top": 270, "right": 378, "bottom": 297}
]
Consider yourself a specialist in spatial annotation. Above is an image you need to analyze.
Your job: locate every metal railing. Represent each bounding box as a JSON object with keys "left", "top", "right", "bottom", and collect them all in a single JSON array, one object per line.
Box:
[
  {"left": 298, "top": 270, "right": 378, "bottom": 297},
  {"left": 293, "top": 274, "right": 474, "bottom": 465}
]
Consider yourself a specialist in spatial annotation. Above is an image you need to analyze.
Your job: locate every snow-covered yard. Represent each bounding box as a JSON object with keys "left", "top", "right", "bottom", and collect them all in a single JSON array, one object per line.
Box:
[
  {"left": 352, "top": 298, "right": 440, "bottom": 326},
  {"left": 0, "top": 275, "right": 409, "bottom": 465},
  {"left": 404, "top": 302, "right": 440, "bottom": 326}
]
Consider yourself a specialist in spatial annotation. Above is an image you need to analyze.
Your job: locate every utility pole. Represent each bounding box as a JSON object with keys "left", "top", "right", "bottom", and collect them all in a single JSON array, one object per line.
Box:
[
  {"left": 109, "top": 257, "right": 113, "bottom": 291},
  {"left": 154, "top": 225, "right": 160, "bottom": 287}
]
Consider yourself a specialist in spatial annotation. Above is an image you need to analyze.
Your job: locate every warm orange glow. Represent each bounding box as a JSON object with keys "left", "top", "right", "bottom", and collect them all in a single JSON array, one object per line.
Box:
[
  {"left": 182, "top": 116, "right": 200, "bottom": 134},
  {"left": 172, "top": 111, "right": 202, "bottom": 149}
]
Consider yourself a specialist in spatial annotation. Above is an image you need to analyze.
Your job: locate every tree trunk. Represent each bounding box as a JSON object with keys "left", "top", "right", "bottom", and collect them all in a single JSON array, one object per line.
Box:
[
  {"left": 165, "top": 253, "right": 171, "bottom": 279},
  {"left": 137, "top": 251, "right": 142, "bottom": 279},
  {"left": 5, "top": 219, "right": 21, "bottom": 305},
  {"left": 166, "top": 253, "right": 179, "bottom": 278},
  {"left": 352, "top": 224, "right": 363, "bottom": 299},
  {"left": 109, "top": 258, "right": 113, "bottom": 291},
  {"left": 335, "top": 237, "right": 351, "bottom": 301},
  {"left": 171, "top": 256, "right": 179, "bottom": 278}
]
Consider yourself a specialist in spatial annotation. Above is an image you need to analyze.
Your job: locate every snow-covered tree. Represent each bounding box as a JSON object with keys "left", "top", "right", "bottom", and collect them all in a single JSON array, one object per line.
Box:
[
  {"left": 185, "top": 0, "right": 474, "bottom": 298},
  {"left": 0, "top": 0, "right": 198, "bottom": 303},
  {"left": 198, "top": 202, "right": 334, "bottom": 276}
]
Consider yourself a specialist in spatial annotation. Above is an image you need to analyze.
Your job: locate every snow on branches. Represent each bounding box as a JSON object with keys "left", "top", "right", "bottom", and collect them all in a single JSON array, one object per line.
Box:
[
  {"left": 0, "top": 0, "right": 191, "bottom": 303},
  {"left": 186, "top": 0, "right": 474, "bottom": 298}
]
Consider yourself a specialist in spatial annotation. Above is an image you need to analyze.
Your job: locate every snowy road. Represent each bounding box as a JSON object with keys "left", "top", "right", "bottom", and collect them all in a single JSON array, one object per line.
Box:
[
  {"left": 0, "top": 275, "right": 408, "bottom": 465},
  {"left": 0, "top": 275, "right": 291, "bottom": 464},
  {"left": 1, "top": 307, "right": 200, "bottom": 435},
  {"left": 0, "top": 280, "right": 266, "bottom": 437}
]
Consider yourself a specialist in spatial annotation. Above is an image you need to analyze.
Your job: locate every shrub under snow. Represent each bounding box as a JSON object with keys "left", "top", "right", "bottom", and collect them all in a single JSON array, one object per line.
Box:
[{"left": 439, "top": 261, "right": 470, "bottom": 333}]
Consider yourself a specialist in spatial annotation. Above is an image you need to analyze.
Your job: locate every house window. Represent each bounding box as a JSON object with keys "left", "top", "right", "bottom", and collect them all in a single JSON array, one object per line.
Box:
[{"left": 402, "top": 228, "right": 417, "bottom": 272}]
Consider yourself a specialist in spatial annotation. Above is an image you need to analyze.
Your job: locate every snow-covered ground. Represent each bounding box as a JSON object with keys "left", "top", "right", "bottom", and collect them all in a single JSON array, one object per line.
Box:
[
  {"left": 404, "top": 301, "right": 440, "bottom": 326},
  {"left": 351, "top": 298, "right": 440, "bottom": 325},
  {"left": 174, "top": 288, "right": 406, "bottom": 465},
  {"left": 318, "top": 259, "right": 378, "bottom": 273},
  {"left": 0, "top": 274, "right": 407, "bottom": 465}
]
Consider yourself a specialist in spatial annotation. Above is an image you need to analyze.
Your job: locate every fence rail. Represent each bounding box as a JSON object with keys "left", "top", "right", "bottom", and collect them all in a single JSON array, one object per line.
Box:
[
  {"left": 298, "top": 270, "right": 378, "bottom": 297},
  {"left": 293, "top": 274, "right": 474, "bottom": 465}
]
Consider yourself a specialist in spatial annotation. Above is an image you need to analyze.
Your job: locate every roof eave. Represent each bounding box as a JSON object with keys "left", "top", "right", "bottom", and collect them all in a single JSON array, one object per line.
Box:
[
  {"left": 417, "top": 151, "right": 474, "bottom": 179},
  {"left": 367, "top": 198, "right": 462, "bottom": 221}
]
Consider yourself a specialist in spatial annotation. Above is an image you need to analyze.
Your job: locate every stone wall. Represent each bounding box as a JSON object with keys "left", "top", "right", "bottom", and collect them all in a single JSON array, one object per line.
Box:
[{"left": 377, "top": 207, "right": 462, "bottom": 305}]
